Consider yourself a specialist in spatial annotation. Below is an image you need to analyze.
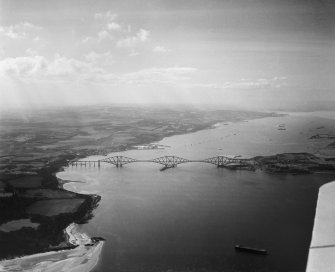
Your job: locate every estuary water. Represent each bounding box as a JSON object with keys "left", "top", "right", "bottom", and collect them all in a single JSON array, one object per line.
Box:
[{"left": 58, "top": 112, "right": 335, "bottom": 272}]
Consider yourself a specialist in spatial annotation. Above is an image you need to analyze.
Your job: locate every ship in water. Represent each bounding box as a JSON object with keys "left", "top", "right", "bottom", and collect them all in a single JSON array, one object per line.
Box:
[
  {"left": 235, "top": 245, "right": 268, "bottom": 255},
  {"left": 277, "top": 124, "right": 286, "bottom": 130}
]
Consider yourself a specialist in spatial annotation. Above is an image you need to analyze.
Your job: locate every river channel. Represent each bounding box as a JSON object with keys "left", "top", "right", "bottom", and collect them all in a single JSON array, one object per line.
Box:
[{"left": 58, "top": 112, "right": 335, "bottom": 272}]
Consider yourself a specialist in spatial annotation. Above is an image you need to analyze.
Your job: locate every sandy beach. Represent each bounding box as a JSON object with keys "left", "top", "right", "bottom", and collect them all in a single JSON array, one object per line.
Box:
[{"left": 0, "top": 223, "right": 104, "bottom": 272}]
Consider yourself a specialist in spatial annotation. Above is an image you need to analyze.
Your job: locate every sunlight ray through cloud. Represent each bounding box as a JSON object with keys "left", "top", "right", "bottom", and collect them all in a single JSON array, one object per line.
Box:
[{"left": 0, "top": 1, "right": 334, "bottom": 109}]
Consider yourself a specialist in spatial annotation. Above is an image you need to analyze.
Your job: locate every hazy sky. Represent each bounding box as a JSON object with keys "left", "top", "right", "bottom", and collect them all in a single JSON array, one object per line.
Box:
[{"left": 0, "top": 0, "right": 334, "bottom": 109}]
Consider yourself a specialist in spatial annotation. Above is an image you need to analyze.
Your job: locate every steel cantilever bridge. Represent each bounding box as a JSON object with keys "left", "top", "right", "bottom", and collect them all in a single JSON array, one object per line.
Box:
[{"left": 70, "top": 155, "right": 254, "bottom": 169}]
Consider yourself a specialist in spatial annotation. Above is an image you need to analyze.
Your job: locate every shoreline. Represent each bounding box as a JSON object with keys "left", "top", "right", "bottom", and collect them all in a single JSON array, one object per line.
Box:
[
  {"left": 0, "top": 109, "right": 280, "bottom": 268},
  {"left": 0, "top": 223, "right": 105, "bottom": 272},
  {"left": 3, "top": 109, "right": 335, "bottom": 271}
]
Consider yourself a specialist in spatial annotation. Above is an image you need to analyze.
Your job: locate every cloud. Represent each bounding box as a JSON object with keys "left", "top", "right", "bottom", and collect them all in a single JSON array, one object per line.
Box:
[
  {"left": 72, "top": 66, "right": 197, "bottom": 87},
  {"left": 0, "top": 55, "right": 47, "bottom": 77},
  {"left": 89, "top": 12, "right": 129, "bottom": 43},
  {"left": 107, "top": 22, "right": 122, "bottom": 31},
  {"left": 175, "top": 76, "right": 288, "bottom": 90},
  {"left": 222, "top": 77, "right": 287, "bottom": 89},
  {"left": 25, "top": 48, "right": 38, "bottom": 56},
  {"left": 20, "top": 22, "right": 42, "bottom": 30},
  {"left": 184, "top": 77, "right": 287, "bottom": 90},
  {"left": 153, "top": 46, "right": 170, "bottom": 53},
  {"left": 84, "top": 11, "right": 151, "bottom": 52},
  {"left": 137, "top": 29, "right": 149, "bottom": 41},
  {"left": 111, "top": 67, "right": 198, "bottom": 85},
  {"left": 97, "top": 30, "right": 113, "bottom": 41},
  {"left": 0, "top": 55, "right": 104, "bottom": 82},
  {"left": 85, "top": 51, "right": 113, "bottom": 64},
  {"left": 116, "top": 29, "right": 150, "bottom": 49},
  {"left": 82, "top": 36, "right": 93, "bottom": 43},
  {"left": 0, "top": 46, "right": 197, "bottom": 89},
  {"left": 0, "top": 26, "right": 23, "bottom": 39},
  {"left": 0, "top": 47, "right": 4, "bottom": 59},
  {"left": 33, "top": 36, "right": 41, "bottom": 42},
  {"left": 94, "top": 11, "right": 117, "bottom": 21},
  {"left": 46, "top": 55, "right": 105, "bottom": 78},
  {"left": 95, "top": 11, "right": 122, "bottom": 32},
  {"left": 0, "top": 22, "right": 42, "bottom": 40},
  {"left": 129, "top": 51, "right": 139, "bottom": 57}
]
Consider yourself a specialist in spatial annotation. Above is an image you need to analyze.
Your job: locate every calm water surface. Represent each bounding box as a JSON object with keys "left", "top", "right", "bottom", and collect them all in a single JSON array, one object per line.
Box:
[{"left": 58, "top": 113, "right": 335, "bottom": 272}]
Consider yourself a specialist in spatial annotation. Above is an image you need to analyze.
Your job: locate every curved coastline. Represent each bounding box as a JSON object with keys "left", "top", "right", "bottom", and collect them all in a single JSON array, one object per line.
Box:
[
  {"left": 3, "top": 109, "right": 335, "bottom": 271},
  {"left": 59, "top": 111, "right": 335, "bottom": 272},
  {"left": 0, "top": 223, "right": 105, "bottom": 272},
  {"left": 2, "top": 110, "right": 275, "bottom": 270}
]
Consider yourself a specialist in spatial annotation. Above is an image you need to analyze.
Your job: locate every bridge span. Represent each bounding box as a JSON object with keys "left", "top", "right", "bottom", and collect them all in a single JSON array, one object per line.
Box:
[{"left": 70, "top": 155, "right": 254, "bottom": 170}]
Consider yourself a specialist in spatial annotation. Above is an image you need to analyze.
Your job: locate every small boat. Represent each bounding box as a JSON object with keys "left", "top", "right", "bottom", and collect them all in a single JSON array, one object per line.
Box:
[
  {"left": 235, "top": 245, "right": 268, "bottom": 255},
  {"left": 277, "top": 124, "right": 286, "bottom": 130},
  {"left": 160, "top": 165, "right": 175, "bottom": 171}
]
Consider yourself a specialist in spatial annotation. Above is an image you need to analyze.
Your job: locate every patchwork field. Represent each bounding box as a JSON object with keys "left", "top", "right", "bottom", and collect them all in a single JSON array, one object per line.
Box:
[{"left": 26, "top": 199, "right": 85, "bottom": 216}]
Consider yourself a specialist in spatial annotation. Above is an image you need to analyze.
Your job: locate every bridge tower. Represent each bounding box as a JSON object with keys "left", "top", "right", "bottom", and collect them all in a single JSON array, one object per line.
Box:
[
  {"left": 100, "top": 155, "right": 138, "bottom": 167},
  {"left": 150, "top": 156, "right": 190, "bottom": 168}
]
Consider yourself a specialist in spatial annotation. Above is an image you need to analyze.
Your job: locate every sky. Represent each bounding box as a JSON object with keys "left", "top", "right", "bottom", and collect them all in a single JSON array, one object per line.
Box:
[{"left": 0, "top": 0, "right": 334, "bottom": 110}]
